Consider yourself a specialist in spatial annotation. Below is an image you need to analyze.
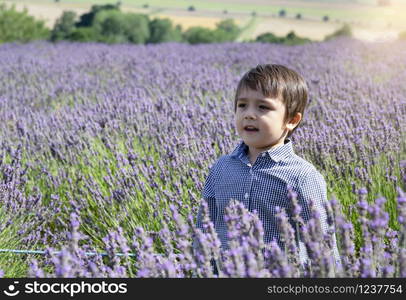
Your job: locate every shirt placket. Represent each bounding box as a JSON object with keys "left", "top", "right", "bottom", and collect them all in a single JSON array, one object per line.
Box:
[
  {"left": 245, "top": 162, "right": 253, "bottom": 211},
  {"left": 239, "top": 152, "right": 267, "bottom": 211}
]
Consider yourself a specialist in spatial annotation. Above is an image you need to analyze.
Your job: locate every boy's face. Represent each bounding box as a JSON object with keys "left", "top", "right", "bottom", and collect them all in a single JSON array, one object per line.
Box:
[{"left": 235, "top": 87, "right": 300, "bottom": 152}]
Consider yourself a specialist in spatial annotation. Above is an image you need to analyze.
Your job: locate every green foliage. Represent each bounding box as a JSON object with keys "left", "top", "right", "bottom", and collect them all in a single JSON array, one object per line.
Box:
[
  {"left": 147, "top": 18, "right": 183, "bottom": 44},
  {"left": 296, "top": 13, "right": 302, "bottom": 19},
  {"left": 187, "top": 6, "right": 196, "bottom": 12},
  {"left": 117, "top": 12, "right": 150, "bottom": 44},
  {"left": 183, "top": 26, "right": 214, "bottom": 44},
  {"left": 0, "top": 3, "right": 50, "bottom": 43},
  {"left": 69, "top": 27, "right": 99, "bottom": 42},
  {"left": 213, "top": 19, "right": 240, "bottom": 42},
  {"left": 323, "top": 15, "right": 330, "bottom": 22},
  {"left": 0, "top": 206, "right": 43, "bottom": 277},
  {"left": 256, "top": 32, "right": 284, "bottom": 43},
  {"left": 1, "top": 0, "right": 317, "bottom": 46},
  {"left": 279, "top": 9, "right": 286, "bottom": 17},
  {"left": 183, "top": 19, "right": 240, "bottom": 44},
  {"left": 255, "top": 31, "right": 311, "bottom": 45},
  {"left": 76, "top": 4, "right": 120, "bottom": 28},
  {"left": 92, "top": 10, "right": 150, "bottom": 44},
  {"left": 325, "top": 23, "right": 352, "bottom": 41},
  {"left": 51, "top": 11, "right": 77, "bottom": 42},
  {"left": 284, "top": 31, "right": 311, "bottom": 45}
]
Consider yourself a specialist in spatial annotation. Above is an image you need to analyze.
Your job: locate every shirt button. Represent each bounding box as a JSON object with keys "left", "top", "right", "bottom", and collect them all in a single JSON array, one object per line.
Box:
[
  {"left": 244, "top": 193, "right": 249, "bottom": 199},
  {"left": 249, "top": 169, "right": 253, "bottom": 175},
  {"left": 262, "top": 153, "right": 266, "bottom": 157},
  {"left": 247, "top": 163, "right": 251, "bottom": 167}
]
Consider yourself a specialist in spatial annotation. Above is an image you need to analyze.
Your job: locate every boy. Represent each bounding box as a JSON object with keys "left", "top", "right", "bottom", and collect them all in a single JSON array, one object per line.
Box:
[{"left": 195, "top": 64, "right": 340, "bottom": 275}]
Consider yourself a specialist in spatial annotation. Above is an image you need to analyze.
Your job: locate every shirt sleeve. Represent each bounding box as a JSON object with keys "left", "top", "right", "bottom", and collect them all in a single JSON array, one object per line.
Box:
[
  {"left": 296, "top": 168, "right": 327, "bottom": 223},
  {"left": 296, "top": 168, "right": 341, "bottom": 266}
]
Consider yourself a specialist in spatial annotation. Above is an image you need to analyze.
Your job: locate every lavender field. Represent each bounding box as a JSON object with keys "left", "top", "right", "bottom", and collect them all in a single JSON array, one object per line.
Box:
[{"left": 0, "top": 38, "right": 405, "bottom": 278}]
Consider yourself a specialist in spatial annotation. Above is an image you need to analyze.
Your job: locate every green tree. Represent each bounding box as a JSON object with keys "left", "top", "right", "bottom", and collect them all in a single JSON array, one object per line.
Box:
[
  {"left": 324, "top": 23, "right": 352, "bottom": 41},
  {"left": 92, "top": 10, "right": 150, "bottom": 44},
  {"left": 286, "top": 31, "right": 297, "bottom": 40},
  {"left": 147, "top": 18, "right": 183, "bottom": 43},
  {"left": 76, "top": 4, "right": 120, "bottom": 27},
  {"left": 0, "top": 3, "right": 50, "bottom": 43},
  {"left": 214, "top": 19, "right": 240, "bottom": 42},
  {"left": 50, "top": 11, "right": 77, "bottom": 41},
  {"left": 255, "top": 31, "right": 311, "bottom": 45},
  {"left": 283, "top": 31, "right": 311, "bottom": 45},
  {"left": 255, "top": 32, "right": 283, "bottom": 43},
  {"left": 124, "top": 13, "right": 150, "bottom": 44},
  {"left": 183, "top": 26, "right": 215, "bottom": 44},
  {"left": 69, "top": 27, "right": 99, "bottom": 42}
]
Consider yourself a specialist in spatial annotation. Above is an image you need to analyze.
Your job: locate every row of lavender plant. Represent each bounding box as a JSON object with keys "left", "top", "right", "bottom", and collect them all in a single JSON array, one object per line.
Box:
[
  {"left": 0, "top": 38, "right": 405, "bottom": 276},
  {"left": 26, "top": 186, "right": 406, "bottom": 277}
]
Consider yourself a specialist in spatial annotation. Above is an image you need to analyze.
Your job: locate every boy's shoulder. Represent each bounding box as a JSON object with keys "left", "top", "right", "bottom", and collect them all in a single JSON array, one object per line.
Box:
[
  {"left": 224, "top": 151, "right": 322, "bottom": 173},
  {"left": 287, "top": 154, "right": 327, "bottom": 194},
  {"left": 207, "top": 154, "right": 228, "bottom": 171},
  {"left": 290, "top": 153, "right": 322, "bottom": 176}
]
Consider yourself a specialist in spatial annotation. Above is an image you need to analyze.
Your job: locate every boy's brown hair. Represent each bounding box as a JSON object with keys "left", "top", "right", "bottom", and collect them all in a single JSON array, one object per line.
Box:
[{"left": 234, "top": 64, "right": 308, "bottom": 138}]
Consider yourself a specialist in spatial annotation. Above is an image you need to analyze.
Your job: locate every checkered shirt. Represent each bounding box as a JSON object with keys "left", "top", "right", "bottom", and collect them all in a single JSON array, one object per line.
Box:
[{"left": 195, "top": 138, "right": 340, "bottom": 266}]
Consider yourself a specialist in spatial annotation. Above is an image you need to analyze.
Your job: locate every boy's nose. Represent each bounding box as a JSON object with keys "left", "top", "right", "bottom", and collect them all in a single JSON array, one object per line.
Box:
[{"left": 244, "top": 109, "right": 257, "bottom": 119}]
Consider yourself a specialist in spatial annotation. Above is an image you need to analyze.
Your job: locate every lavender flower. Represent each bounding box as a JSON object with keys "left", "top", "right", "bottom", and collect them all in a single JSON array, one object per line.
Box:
[{"left": 0, "top": 39, "right": 403, "bottom": 278}]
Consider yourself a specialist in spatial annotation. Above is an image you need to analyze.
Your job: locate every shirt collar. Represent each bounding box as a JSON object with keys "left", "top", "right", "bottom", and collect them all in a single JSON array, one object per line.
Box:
[{"left": 230, "top": 138, "right": 294, "bottom": 163}]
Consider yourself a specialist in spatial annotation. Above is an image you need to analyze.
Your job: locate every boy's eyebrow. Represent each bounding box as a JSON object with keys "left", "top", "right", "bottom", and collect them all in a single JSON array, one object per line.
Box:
[{"left": 236, "top": 97, "right": 275, "bottom": 104}]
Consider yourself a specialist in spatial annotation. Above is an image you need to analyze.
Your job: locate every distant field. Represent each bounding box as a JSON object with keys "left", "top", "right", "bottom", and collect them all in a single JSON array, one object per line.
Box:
[
  {"left": 34, "top": 0, "right": 406, "bottom": 26},
  {"left": 4, "top": 0, "right": 406, "bottom": 42},
  {"left": 253, "top": 16, "right": 342, "bottom": 41}
]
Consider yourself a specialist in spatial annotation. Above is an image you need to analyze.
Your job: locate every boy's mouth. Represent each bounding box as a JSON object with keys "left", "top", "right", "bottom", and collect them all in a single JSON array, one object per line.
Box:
[{"left": 244, "top": 125, "right": 259, "bottom": 132}]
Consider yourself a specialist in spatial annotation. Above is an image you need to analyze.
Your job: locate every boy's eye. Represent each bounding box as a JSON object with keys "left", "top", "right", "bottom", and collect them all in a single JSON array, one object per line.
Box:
[{"left": 237, "top": 104, "right": 270, "bottom": 110}]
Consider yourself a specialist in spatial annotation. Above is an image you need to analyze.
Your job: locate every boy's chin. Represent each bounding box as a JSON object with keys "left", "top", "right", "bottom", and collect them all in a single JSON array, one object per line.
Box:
[
  {"left": 243, "top": 138, "right": 281, "bottom": 149},
  {"left": 242, "top": 139, "right": 263, "bottom": 148}
]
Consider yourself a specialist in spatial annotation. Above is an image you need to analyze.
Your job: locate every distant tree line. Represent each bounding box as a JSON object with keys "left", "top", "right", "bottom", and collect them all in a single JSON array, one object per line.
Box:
[
  {"left": 50, "top": 3, "right": 240, "bottom": 44},
  {"left": 253, "top": 31, "right": 311, "bottom": 45},
  {"left": 324, "top": 24, "right": 352, "bottom": 41},
  {"left": 246, "top": 23, "right": 353, "bottom": 45},
  {"left": 0, "top": 3, "right": 50, "bottom": 43},
  {"left": 0, "top": 3, "right": 240, "bottom": 45},
  {"left": 0, "top": 3, "right": 377, "bottom": 46}
]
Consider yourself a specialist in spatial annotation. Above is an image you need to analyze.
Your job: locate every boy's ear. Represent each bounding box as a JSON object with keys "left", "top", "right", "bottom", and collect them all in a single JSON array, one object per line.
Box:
[{"left": 286, "top": 112, "right": 302, "bottom": 131}]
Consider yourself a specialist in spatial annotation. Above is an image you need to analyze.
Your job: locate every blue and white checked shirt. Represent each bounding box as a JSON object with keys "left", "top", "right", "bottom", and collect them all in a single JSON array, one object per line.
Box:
[{"left": 196, "top": 138, "right": 340, "bottom": 266}]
